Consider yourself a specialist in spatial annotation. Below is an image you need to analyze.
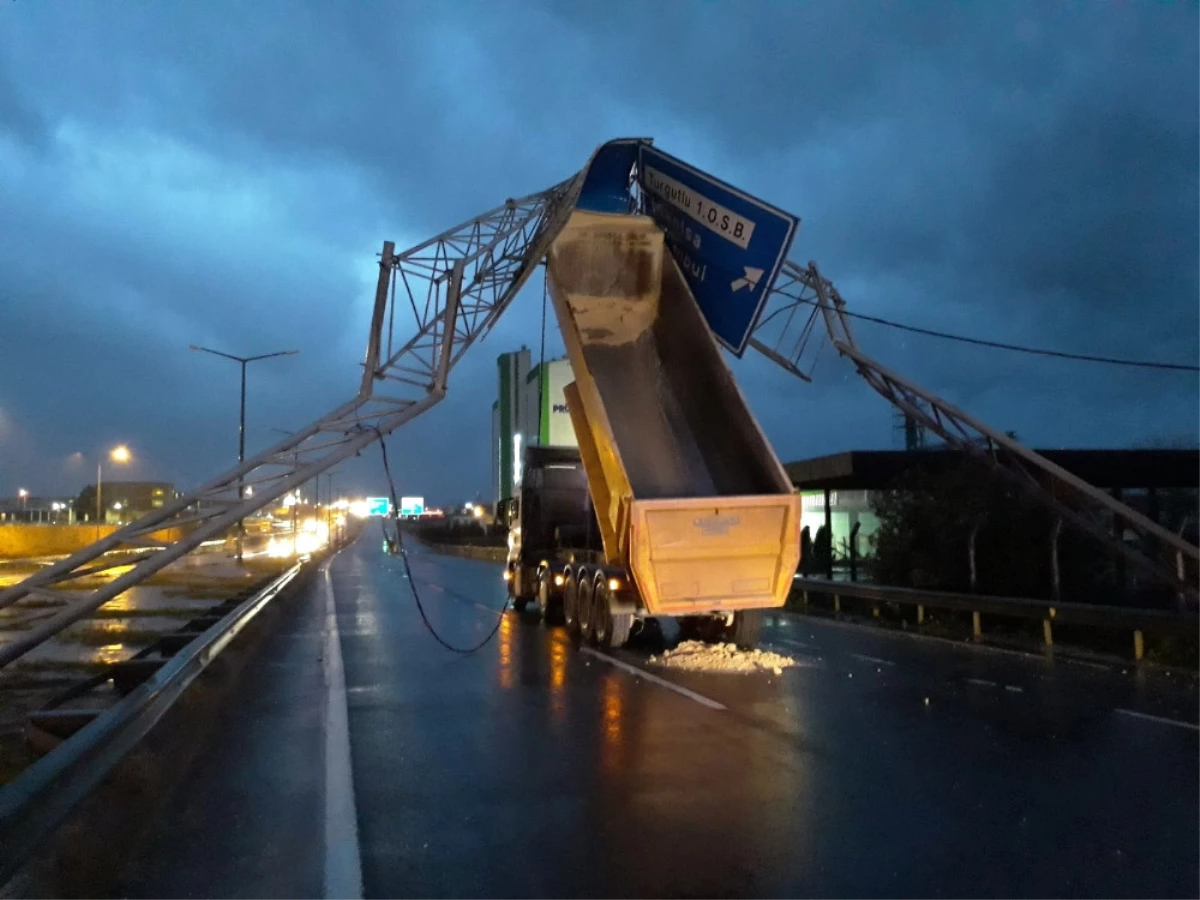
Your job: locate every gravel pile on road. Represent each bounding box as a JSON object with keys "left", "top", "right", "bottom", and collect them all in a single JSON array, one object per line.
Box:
[{"left": 648, "top": 640, "right": 800, "bottom": 675}]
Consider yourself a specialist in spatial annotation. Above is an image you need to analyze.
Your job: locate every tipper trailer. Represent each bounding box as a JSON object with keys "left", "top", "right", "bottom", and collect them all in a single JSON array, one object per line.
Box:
[{"left": 505, "top": 209, "right": 801, "bottom": 649}]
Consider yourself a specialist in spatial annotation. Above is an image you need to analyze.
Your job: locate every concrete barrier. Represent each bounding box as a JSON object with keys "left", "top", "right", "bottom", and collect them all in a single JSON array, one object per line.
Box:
[
  {"left": 0, "top": 525, "right": 188, "bottom": 561},
  {"left": 414, "top": 538, "right": 507, "bottom": 563}
]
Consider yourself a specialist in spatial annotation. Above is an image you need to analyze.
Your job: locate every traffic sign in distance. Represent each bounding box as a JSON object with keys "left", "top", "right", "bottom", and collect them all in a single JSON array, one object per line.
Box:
[{"left": 366, "top": 497, "right": 390, "bottom": 517}]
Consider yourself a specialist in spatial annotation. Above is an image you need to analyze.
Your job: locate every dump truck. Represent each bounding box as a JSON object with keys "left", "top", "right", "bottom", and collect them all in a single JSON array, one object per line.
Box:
[{"left": 504, "top": 209, "right": 801, "bottom": 649}]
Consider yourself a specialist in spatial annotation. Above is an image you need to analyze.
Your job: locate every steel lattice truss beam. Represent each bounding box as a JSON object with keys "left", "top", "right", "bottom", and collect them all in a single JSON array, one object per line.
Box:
[
  {"left": 0, "top": 175, "right": 585, "bottom": 668},
  {"left": 746, "top": 263, "right": 826, "bottom": 383},
  {"left": 750, "top": 259, "right": 1199, "bottom": 602}
]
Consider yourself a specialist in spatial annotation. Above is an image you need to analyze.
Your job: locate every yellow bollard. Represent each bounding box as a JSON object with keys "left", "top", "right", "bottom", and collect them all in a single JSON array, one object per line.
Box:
[
  {"left": 1133, "top": 630, "right": 1145, "bottom": 662},
  {"left": 917, "top": 604, "right": 924, "bottom": 625},
  {"left": 1042, "top": 619, "right": 1053, "bottom": 647},
  {"left": 834, "top": 595, "right": 841, "bottom": 614},
  {"left": 972, "top": 610, "right": 982, "bottom": 639}
]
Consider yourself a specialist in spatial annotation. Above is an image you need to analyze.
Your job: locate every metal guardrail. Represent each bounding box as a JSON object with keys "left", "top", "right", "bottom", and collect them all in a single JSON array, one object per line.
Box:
[
  {"left": 0, "top": 560, "right": 305, "bottom": 885},
  {"left": 792, "top": 576, "right": 1198, "bottom": 659}
]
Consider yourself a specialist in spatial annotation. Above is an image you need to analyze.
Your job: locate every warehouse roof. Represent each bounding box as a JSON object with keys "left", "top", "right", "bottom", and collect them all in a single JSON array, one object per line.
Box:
[{"left": 785, "top": 448, "right": 1200, "bottom": 492}]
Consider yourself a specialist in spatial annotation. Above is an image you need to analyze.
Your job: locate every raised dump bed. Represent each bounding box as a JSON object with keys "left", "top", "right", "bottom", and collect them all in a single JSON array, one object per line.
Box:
[{"left": 541, "top": 209, "right": 801, "bottom": 632}]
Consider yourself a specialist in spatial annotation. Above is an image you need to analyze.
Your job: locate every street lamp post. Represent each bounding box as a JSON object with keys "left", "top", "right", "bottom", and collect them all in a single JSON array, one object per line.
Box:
[
  {"left": 190, "top": 345, "right": 299, "bottom": 564},
  {"left": 95, "top": 445, "right": 131, "bottom": 539}
]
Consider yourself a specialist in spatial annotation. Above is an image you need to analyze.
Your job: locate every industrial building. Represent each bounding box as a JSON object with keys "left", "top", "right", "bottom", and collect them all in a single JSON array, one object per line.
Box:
[
  {"left": 73, "top": 481, "right": 176, "bottom": 525},
  {"left": 786, "top": 448, "right": 1199, "bottom": 578},
  {"left": 490, "top": 347, "right": 578, "bottom": 506}
]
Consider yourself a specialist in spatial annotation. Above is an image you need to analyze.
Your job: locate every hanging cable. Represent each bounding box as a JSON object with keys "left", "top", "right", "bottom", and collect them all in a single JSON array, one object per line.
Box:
[
  {"left": 369, "top": 426, "right": 507, "bottom": 654},
  {"left": 537, "top": 266, "right": 548, "bottom": 441},
  {"left": 789, "top": 296, "right": 1199, "bottom": 372}
]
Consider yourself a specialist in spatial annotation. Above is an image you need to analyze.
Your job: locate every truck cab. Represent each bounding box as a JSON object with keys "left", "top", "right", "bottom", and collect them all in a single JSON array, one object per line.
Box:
[{"left": 504, "top": 446, "right": 602, "bottom": 618}]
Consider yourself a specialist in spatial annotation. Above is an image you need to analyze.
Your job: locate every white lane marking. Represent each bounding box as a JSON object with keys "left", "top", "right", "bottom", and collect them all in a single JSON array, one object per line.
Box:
[
  {"left": 1064, "top": 657, "right": 1110, "bottom": 671},
  {"left": 322, "top": 565, "right": 364, "bottom": 900},
  {"left": 412, "top": 575, "right": 504, "bottom": 617},
  {"left": 1004, "top": 685, "right": 1024, "bottom": 693},
  {"left": 851, "top": 653, "right": 894, "bottom": 667},
  {"left": 966, "top": 678, "right": 997, "bottom": 688},
  {"left": 771, "top": 637, "right": 819, "bottom": 653},
  {"left": 580, "top": 647, "right": 726, "bottom": 711},
  {"left": 780, "top": 610, "right": 1040, "bottom": 662},
  {"left": 1115, "top": 708, "right": 1200, "bottom": 732}
]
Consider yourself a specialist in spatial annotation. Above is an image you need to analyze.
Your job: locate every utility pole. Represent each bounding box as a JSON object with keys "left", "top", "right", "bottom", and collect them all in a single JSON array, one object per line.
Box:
[
  {"left": 190, "top": 345, "right": 299, "bottom": 563},
  {"left": 95, "top": 445, "right": 132, "bottom": 539}
]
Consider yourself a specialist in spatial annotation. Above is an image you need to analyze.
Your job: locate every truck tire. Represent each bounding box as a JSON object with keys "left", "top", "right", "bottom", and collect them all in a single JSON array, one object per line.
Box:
[
  {"left": 577, "top": 575, "right": 596, "bottom": 644},
  {"left": 563, "top": 572, "right": 581, "bottom": 636},
  {"left": 593, "top": 582, "right": 632, "bottom": 650},
  {"left": 540, "top": 569, "right": 564, "bottom": 626},
  {"left": 506, "top": 566, "right": 527, "bottom": 611},
  {"left": 726, "top": 609, "right": 763, "bottom": 650}
]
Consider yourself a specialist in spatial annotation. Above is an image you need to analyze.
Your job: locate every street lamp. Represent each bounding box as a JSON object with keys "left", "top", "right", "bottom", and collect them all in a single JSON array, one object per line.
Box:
[
  {"left": 190, "top": 345, "right": 299, "bottom": 563},
  {"left": 96, "top": 445, "right": 132, "bottom": 537}
]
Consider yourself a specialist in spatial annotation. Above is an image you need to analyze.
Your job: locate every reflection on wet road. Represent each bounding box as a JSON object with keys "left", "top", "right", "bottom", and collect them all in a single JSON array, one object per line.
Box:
[
  {"left": 118, "top": 536, "right": 1198, "bottom": 899},
  {"left": 0, "top": 558, "right": 285, "bottom": 668}
]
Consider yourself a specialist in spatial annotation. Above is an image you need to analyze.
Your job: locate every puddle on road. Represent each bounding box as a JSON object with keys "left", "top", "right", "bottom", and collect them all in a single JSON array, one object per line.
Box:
[{"left": 0, "top": 558, "right": 288, "bottom": 670}]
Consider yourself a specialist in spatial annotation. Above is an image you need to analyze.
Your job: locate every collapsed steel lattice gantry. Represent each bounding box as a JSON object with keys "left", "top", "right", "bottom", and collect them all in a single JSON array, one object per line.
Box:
[
  {"left": 0, "top": 172, "right": 587, "bottom": 667},
  {"left": 749, "top": 260, "right": 1198, "bottom": 603},
  {"left": 2, "top": 144, "right": 1195, "bottom": 668}
]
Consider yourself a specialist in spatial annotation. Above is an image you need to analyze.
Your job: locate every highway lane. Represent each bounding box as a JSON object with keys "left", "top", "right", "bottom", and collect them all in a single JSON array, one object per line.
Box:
[{"left": 118, "top": 535, "right": 1198, "bottom": 898}]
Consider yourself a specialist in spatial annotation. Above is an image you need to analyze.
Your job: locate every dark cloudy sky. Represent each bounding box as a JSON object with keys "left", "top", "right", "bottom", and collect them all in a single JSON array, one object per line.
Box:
[{"left": 1, "top": 1, "right": 1196, "bottom": 506}]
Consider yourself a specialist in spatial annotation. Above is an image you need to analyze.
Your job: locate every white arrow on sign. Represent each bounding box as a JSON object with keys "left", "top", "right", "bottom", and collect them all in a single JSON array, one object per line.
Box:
[{"left": 730, "top": 266, "right": 764, "bottom": 293}]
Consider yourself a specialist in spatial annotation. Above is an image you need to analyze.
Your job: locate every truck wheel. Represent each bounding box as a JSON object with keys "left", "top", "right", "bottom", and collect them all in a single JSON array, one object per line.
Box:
[
  {"left": 593, "top": 583, "right": 632, "bottom": 650},
  {"left": 563, "top": 572, "right": 580, "bottom": 636},
  {"left": 540, "top": 570, "right": 563, "bottom": 626},
  {"left": 577, "top": 575, "right": 596, "bottom": 644},
  {"left": 726, "top": 609, "right": 763, "bottom": 650},
  {"left": 506, "top": 567, "right": 528, "bottom": 611}
]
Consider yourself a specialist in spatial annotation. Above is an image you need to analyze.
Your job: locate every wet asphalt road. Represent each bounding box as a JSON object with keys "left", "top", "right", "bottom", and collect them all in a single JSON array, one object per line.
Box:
[{"left": 118, "top": 535, "right": 1199, "bottom": 898}]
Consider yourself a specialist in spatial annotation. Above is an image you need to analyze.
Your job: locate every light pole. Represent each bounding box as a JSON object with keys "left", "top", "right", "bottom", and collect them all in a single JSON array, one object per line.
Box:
[
  {"left": 190, "top": 345, "right": 299, "bottom": 563},
  {"left": 95, "top": 445, "right": 131, "bottom": 538}
]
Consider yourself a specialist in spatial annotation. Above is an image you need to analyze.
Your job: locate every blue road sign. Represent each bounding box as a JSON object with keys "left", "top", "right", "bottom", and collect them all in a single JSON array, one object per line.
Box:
[
  {"left": 366, "top": 497, "right": 390, "bottom": 517},
  {"left": 636, "top": 145, "right": 799, "bottom": 356},
  {"left": 575, "top": 138, "right": 643, "bottom": 214}
]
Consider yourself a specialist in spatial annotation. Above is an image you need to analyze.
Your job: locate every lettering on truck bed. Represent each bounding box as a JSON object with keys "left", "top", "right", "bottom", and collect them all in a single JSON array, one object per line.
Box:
[{"left": 693, "top": 514, "right": 740, "bottom": 537}]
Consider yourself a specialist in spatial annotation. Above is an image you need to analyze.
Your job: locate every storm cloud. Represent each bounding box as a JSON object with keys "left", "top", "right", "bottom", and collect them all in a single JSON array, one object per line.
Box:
[{"left": 1, "top": 1, "right": 1196, "bottom": 505}]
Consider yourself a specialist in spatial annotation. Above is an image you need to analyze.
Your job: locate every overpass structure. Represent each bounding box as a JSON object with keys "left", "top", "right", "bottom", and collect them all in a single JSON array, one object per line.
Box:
[{"left": 0, "top": 138, "right": 1195, "bottom": 670}]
